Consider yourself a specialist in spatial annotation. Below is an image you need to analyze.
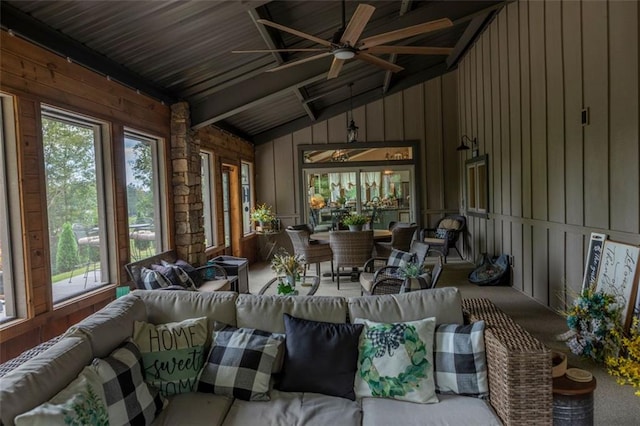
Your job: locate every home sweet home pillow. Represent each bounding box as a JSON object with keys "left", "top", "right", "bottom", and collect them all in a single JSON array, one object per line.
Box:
[
  {"left": 354, "top": 317, "right": 438, "bottom": 404},
  {"left": 133, "top": 317, "right": 208, "bottom": 396}
]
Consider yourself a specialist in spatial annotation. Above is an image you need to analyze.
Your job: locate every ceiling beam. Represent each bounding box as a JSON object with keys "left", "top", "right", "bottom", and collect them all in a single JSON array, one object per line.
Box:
[
  {"left": 252, "top": 62, "right": 449, "bottom": 144},
  {"left": 0, "top": 2, "right": 176, "bottom": 104},
  {"left": 247, "top": 8, "right": 316, "bottom": 122},
  {"left": 447, "top": 10, "right": 499, "bottom": 69},
  {"left": 382, "top": 0, "right": 413, "bottom": 95}
]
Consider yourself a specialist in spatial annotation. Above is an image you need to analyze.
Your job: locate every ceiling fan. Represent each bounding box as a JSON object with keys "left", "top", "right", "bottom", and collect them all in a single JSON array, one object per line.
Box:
[{"left": 232, "top": 2, "right": 454, "bottom": 79}]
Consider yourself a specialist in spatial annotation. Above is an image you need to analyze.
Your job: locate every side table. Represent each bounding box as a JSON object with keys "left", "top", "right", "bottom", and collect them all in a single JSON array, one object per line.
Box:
[
  {"left": 258, "top": 276, "right": 320, "bottom": 296},
  {"left": 552, "top": 373, "right": 597, "bottom": 426}
]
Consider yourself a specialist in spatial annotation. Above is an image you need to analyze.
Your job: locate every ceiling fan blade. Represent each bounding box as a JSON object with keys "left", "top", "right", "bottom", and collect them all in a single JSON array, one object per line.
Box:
[
  {"left": 358, "top": 18, "right": 453, "bottom": 49},
  {"left": 257, "top": 19, "right": 333, "bottom": 47},
  {"left": 365, "top": 46, "right": 454, "bottom": 55},
  {"left": 232, "top": 48, "right": 328, "bottom": 53},
  {"left": 357, "top": 53, "right": 404, "bottom": 73},
  {"left": 266, "top": 52, "right": 333, "bottom": 73},
  {"left": 327, "top": 58, "right": 346, "bottom": 79},
  {"left": 340, "top": 4, "right": 376, "bottom": 46}
]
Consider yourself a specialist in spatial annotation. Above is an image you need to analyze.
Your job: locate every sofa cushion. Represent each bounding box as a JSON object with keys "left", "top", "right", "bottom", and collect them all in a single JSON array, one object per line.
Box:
[
  {"left": 348, "top": 287, "right": 464, "bottom": 325},
  {"left": 235, "top": 294, "right": 348, "bottom": 334},
  {"left": 198, "top": 326, "right": 284, "bottom": 401},
  {"left": 133, "top": 317, "right": 208, "bottom": 396},
  {"left": 354, "top": 317, "right": 437, "bottom": 404},
  {"left": 14, "top": 366, "right": 108, "bottom": 426},
  {"left": 386, "top": 249, "right": 415, "bottom": 267},
  {"left": 151, "top": 393, "right": 233, "bottom": 426},
  {"left": 0, "top": 336, "right": 93, "bottom": 426},
  {"left": 434, "top": 321, "right": 488, "bottom": 397},
  {"left": 361, "top": 394, "right": 501, "bottom": 426},
  {"left": 66, "top": 295, "right": 147, "bottom": 358},
  {"left": 132, "top": 289, "right": 237, "bottom": 326},
  {"left": 278, "top": 314, "right": 363, "bottom": 400},
  {"left": 92, "top": 340, "right": 166, "bottom": 426},
  {"left": 222, "top": 389, "right": 362, "bottom": 426}
]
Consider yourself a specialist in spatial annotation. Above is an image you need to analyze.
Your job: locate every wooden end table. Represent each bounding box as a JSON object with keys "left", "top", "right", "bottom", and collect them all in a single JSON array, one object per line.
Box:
[
  {"left": 258, "top": 276, "right": 320, "bottom": 296},
  {"left": 552, "top": 373, "right": 597, "bottom": 426}
]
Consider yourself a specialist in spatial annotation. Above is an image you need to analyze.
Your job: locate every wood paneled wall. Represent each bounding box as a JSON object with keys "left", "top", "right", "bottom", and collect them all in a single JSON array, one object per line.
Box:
[
  {"left": 0, "top": 30, "right": 171, "bottom": 361},
  {"left": 255, "top": 72, "right": 461, "bottom": 229},
  {"left": 458, "top": 0, "right": 640, "bottom": 309}
]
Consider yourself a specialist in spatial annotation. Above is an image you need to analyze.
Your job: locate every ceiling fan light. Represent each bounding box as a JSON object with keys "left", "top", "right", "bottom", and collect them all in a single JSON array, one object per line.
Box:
[{"left": 334, "top": 48, "right": 356, "bottom": 60}]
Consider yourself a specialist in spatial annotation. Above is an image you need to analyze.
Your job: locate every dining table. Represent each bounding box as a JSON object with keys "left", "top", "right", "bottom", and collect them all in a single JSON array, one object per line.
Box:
[{"left": 310, "top": 229, "right": 392, "bottom": 243}]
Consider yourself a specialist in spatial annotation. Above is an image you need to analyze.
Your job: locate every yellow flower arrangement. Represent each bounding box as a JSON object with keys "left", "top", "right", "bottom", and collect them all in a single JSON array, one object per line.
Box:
[
  {"left": 250, "top": 203, "right": 275, "bottom": 223},
  {"left": 606, "top": 317, "right": 640, "bottom": 397},
  {"left": 309, "top": 194, "right": 326, "bottom": 210}
]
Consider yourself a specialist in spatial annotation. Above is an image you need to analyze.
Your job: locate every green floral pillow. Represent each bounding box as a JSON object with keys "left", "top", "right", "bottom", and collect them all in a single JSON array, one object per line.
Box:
[
  {"left": 354, "top": 317, "right": 438, "bottom": 404},
  {"left": 15, "top": 366, "right": 109, "bottom": 426}
]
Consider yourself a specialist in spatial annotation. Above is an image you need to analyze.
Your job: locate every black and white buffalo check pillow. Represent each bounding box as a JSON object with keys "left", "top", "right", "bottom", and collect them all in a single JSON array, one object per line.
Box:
[
  {"left": 387, "top": 249, "right": 416, "bottom": 267},
  {"left": 92, "top": 340, "right": 166, "bottom": 426},
  {"left": 198, "top": 326, "right": 284, "bottom": 401},
  {"left": 434, "top": 321, "right": 488, "bottom": 398}
]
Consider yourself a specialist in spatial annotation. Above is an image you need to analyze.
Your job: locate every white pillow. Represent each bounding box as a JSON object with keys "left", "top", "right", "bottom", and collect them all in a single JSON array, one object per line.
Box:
[{"left": 354, "top": 317, "right": 438, "bottom": 404}]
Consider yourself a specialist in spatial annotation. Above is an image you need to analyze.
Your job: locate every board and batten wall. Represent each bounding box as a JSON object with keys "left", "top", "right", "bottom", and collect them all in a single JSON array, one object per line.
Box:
[
  {"left": 458, "top": 0, "right": 639, "bottom": 309},
  {"left": 255, "top": 71, "right": 461, "bottom": 232}
]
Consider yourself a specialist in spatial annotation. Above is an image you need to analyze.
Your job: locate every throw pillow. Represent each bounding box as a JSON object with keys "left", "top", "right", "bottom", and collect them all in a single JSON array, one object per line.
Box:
[
  {"left": 387, "top": 249, "right": 416, "bottom": 268},
  {"left": 14, "top": 366, "right": 109, "bottom": 426},
  {"left": 400, "top": 272, "right": 432, "bottom": 292},
  {"left": 435, "top": 228, "right": 449, "bottom": 239},
  {"left": 133, "top": 317, "right": 208, "bottom": 396},
  {"left": 159, "top": 259, "right": 199, "bottom": 289},
  {"left": 354, "top": 317, "right": 438, "bottom": 404},
  {"left": 434, "top": 321, "right": 488, "bottom": 397},
  {"left": 278, "top": 314, "right": 364, "bottom": 400},
  {"left": 139, "top": 266, "right": 171, "bottom": 290},
  {"left": 92, "top": 340, "right": 166, "bottom": 426},
  {"left": 198, "top": 325, "right": 284, "bottom": 401}
]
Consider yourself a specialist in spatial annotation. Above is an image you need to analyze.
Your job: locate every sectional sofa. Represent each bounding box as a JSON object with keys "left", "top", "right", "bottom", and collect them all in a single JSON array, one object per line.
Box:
[{"left": 0, "top": 287, "right": 552, "bottom": 425}]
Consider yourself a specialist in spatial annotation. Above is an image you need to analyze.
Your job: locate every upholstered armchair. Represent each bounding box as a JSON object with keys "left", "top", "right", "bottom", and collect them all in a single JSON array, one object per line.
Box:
[
  {"left": 420, "top": 215, "right": 466, "bottom": 263},
  {"left": 285, "top": 227, "right": 333, "bottom": 278}
]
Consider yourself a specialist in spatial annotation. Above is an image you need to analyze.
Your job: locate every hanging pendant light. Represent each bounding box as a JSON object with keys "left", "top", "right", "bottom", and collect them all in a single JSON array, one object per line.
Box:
[{"left": 346, "top": 82, "right": 358, "bottom": 142}]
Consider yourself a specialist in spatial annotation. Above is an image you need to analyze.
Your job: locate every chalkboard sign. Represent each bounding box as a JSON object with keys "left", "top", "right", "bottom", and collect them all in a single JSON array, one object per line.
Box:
[
  {"left": 582, "top": 233, "right": 606, "bottom": 292},
  {"left": 595, "top": 240, "right": 640, "bottom": 330}
]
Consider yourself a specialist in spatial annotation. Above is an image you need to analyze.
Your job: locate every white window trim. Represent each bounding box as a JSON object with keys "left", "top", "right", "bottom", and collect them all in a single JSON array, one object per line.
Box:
[
  {"left": 241, "top": 161, "right": 255, "bottom": 236},
  {"left": 201, "top": 150, "right": 217, "bottom": 248}
]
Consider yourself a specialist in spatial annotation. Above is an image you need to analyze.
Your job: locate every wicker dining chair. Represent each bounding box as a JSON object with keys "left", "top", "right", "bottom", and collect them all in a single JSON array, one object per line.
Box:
[
  {"left": 285, "top": 227, "right": 333, "bottom": 279},
  {"left": 329, "top": 230, "right": 374, "bottom": 290},
  {"left": 374, "top": 224, "right": 418, "bottom": 258}
]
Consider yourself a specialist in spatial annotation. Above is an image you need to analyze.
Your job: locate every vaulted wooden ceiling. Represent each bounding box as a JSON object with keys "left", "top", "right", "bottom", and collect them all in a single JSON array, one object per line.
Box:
[{"left": 1, "top": 1, "right": 506, "bottom": 144}]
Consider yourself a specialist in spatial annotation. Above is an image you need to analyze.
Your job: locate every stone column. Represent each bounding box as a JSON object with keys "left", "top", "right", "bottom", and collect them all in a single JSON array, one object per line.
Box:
[{"left": 170, "top": 102, "right": 205, "bottom": 265}]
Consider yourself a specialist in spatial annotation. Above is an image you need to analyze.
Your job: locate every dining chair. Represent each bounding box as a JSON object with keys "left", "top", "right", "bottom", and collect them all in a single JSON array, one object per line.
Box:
[
  {"left": 329, "top": 230, "right": 374, "bottom": 290},
  {"left": 420, "top": 215, "right": 466, "bottom": 263},
  {"left": 374, "top": 224, "right": 418, "bottom": 258},
  {"left": 285, "top": 227, "right": 333, "bottom": 279}
]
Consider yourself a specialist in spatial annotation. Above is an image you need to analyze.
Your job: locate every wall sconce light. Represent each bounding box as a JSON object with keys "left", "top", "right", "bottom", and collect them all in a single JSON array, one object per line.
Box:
[{"left": 457, "top": 135, "right": 476, "bottom": 151}]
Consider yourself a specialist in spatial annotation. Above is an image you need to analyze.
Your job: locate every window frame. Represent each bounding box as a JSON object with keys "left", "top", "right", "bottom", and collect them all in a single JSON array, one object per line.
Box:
[
  {"left": 200, "top": 150, "right": 217, "bottom": 248},
  {"left": 124, "top": 129, "right": 169, "bottom": 257},
  {"left": 241, "top": 161, "right": 254, "bottom": 235}
]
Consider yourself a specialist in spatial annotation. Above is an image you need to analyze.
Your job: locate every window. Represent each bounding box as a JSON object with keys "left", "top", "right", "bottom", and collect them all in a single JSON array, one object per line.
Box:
[
  {"left": 241, "top": 161, "right": 254, "bottom": 235},
  {"left": 42, "top": 108, "right": 111, "bottom": 304},
  {"left": 0, "top": 94, "right": 21, "bottom": 322},
  {"left": 201, "top": 151, "right": 216, "bottom": 247},
  {"left": 465, "top": 155, "right": 489, "bottom": 218},
  {"left": 124, "top": 131, "right": 166, "bottom": 260}
]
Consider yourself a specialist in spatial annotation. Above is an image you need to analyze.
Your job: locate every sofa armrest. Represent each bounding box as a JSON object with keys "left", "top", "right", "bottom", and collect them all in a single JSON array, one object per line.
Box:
[{"left": 462, "top": 298, "right": 552, "bottom": 426}]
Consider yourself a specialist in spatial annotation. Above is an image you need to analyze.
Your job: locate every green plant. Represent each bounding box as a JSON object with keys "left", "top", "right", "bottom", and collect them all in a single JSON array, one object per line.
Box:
[
  {"left": 56, "top": 222, "right": 79, "bottom": 273},
  {"left": 277, "top": 279, "right": 296, "bottom": 295},
  {"left": 342, "top": 212, "right": 368, "bottom": 226},
  {"left": 250, "top": 203, "right": 275, "bottom": 223},
  {"left": 398, "top": 261, "right": 425, "bottom": 278},
  {"left": 271, "top": 250, "right": 304, "bottom": 277},
  {"left": 336, "top": 195, "right": 347, "bottom": 205}
]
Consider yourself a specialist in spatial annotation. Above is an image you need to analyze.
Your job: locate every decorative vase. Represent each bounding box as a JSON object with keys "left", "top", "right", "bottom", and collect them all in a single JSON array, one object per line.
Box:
[
  {"left": 286, "top": 274, "right": 296, "bottom": 288},
  {"left": 348, "top": 224, "right": 363, "bottom": 231}
]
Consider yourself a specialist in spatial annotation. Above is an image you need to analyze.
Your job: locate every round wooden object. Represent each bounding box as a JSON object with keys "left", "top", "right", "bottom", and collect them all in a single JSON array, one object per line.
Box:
[{"left": 553, "top": 374, "right": 597, "bottom": 396}]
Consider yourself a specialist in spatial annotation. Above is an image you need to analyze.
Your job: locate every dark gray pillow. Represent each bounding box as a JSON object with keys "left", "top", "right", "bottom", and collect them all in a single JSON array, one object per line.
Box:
[{"left": 278, "top": 314, "right": 364, "bottom": 400}]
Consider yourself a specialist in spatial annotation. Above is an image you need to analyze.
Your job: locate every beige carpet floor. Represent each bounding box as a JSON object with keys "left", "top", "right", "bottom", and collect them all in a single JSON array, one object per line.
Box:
[{"left": 247, "top": 257, "right": 640, "bottom": 425}]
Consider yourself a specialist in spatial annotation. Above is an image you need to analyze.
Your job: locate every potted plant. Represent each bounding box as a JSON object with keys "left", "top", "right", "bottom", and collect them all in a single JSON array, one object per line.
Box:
[
  {"left": 271, "top": 250, "right": 305, "bottom": 295},
  {"left": 398, "top": 261, "right": 431, "bottom": 292},
  {"left": 342, "top": 212, "right": 368, "bottom": 231},
  {"left": 336, "top": 195, "right": 347, "bottom": 208},
  {"left": 250, "top": 203, "right": 275, "bottom": 231}
]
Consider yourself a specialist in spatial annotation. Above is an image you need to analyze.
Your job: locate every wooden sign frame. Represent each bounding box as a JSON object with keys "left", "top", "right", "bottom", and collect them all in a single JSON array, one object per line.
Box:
[
  {"left": 582, "top": 232, "right": 607, "bottom": 292},
  {"left": 595, "top": 240, "right": 640, "bottom": 331}
]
